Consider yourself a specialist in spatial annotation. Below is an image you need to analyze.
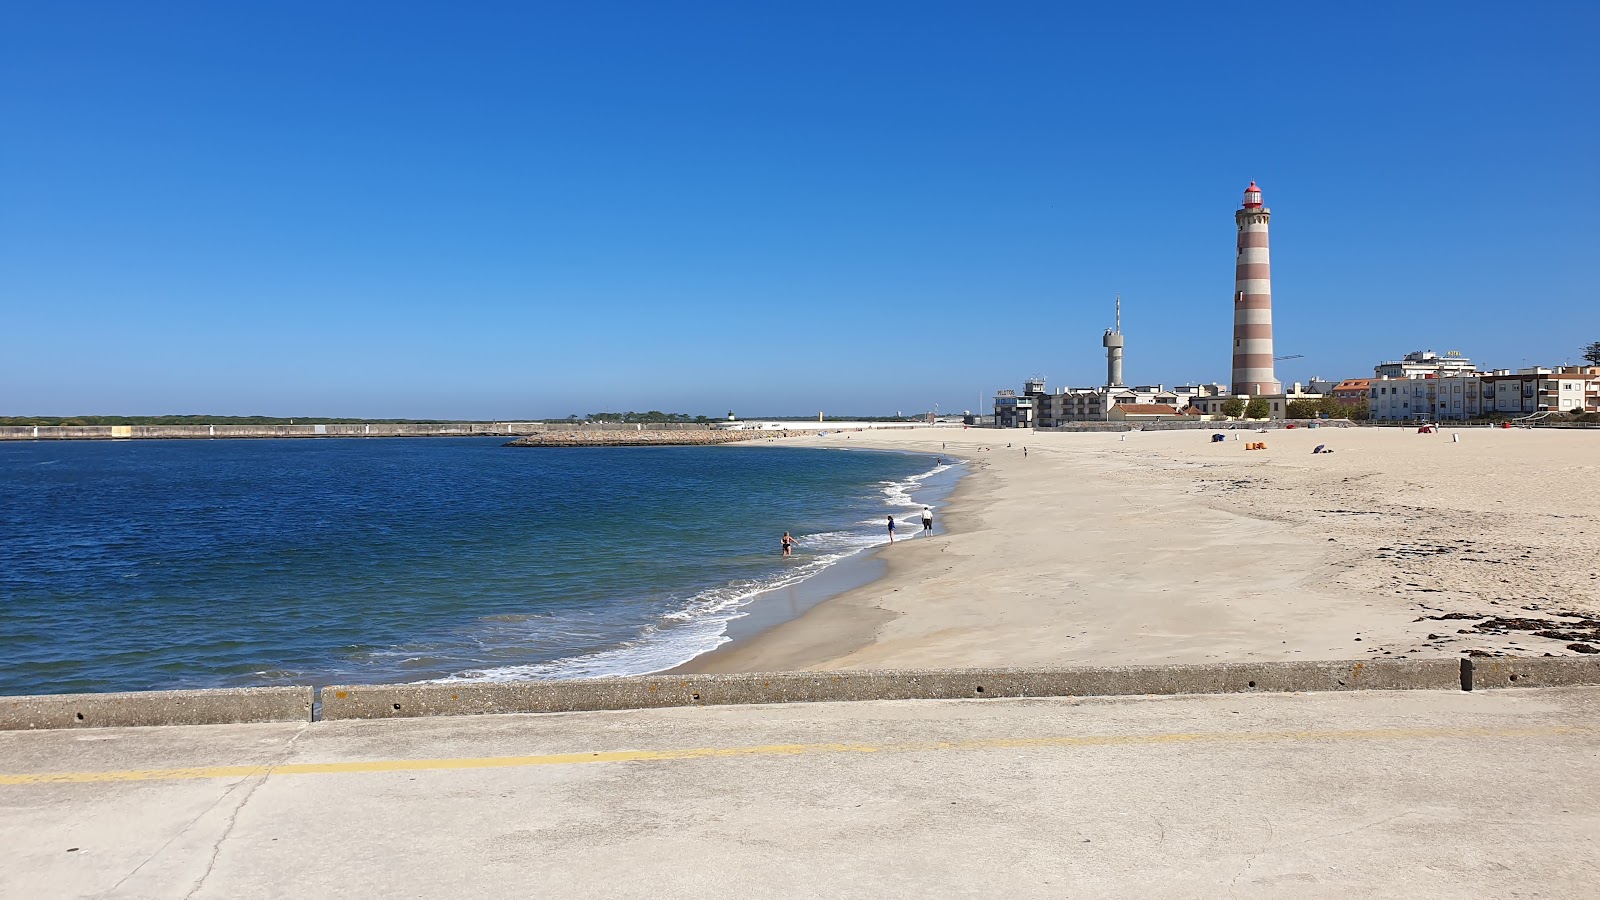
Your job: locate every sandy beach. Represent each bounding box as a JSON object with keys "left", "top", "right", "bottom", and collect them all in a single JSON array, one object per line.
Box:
[{"left": 679, "top": 425, "right": 1600, "bottom": 673}]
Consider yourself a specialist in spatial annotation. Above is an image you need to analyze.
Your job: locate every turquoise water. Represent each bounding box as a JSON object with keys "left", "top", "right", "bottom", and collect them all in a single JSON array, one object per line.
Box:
[{"left": 0, "top": 437, "right": 955, "bottom": 695}]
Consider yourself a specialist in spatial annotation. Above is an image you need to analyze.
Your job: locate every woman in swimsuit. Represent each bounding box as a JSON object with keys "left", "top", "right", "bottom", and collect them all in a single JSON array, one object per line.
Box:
[{"left": 781, "top": 531, "right": 796, "bottom": 557}]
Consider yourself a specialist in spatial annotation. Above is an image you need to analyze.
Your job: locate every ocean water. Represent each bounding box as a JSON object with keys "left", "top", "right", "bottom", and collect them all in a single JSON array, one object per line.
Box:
[{"left": 0, "top": 437, "right": 956, "bottom": 695}]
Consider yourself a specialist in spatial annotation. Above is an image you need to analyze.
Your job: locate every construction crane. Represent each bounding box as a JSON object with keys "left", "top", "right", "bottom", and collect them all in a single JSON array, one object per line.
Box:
[{"left": 1274, "top": 354, "right": 1304, "bottom": 361}]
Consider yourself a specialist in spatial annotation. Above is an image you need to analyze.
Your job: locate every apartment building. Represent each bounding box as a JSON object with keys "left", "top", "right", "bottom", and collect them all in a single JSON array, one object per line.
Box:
[
  {"left": 1186, "top": 382, "right": 1326, "bottom": 419},
  {"left": 1331, "top": 378, "right": 1372, "bottom": 404},
  {"left": 1368, "top": 367, "right": 1600, "bottom": 421},
  {"left": 1035, "top": 384, "right": 1201, "bottom": 426},
  {"left": 1374, "top": 350, "right": 1476, "bottom": 379}
]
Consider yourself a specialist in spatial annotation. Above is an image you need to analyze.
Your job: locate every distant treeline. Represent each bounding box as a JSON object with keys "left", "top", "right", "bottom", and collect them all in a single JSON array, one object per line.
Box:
[{"left": 0, "top": 415, "right": 478, "bottom": 427}]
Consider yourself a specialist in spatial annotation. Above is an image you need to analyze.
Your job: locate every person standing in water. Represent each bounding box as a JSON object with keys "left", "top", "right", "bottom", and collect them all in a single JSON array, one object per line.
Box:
[
  {"left": 781, "top": 531, "right": 796, "bottom": 558},
  {"left": 921, "top": 506, "right": 933, "bottom": 531},
  {"left": 886, "top": 515, "right": 897, "bottom": 543}
]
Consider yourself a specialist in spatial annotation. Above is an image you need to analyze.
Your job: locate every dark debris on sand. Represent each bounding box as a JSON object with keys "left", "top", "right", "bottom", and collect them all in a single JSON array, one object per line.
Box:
[{"left": 1413, "top": 611, "right": 1600, "bottom": 656}]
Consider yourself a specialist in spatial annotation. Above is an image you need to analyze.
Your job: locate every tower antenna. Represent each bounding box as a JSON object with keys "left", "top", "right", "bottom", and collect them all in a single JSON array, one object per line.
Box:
[{"left": 1102, "top": 293, "right": 1126, "bottom": 388}]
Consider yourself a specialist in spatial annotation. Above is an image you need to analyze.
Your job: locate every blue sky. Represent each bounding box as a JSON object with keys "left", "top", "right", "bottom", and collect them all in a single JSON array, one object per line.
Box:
[{"left": 2, "top": 2, "right": 1595, "bottom": 418}]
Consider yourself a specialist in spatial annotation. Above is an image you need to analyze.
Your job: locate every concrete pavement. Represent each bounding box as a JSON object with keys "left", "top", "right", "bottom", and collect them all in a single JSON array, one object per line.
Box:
[{"left": 3, "top": 688, "right": 1598, "bottom": 899}]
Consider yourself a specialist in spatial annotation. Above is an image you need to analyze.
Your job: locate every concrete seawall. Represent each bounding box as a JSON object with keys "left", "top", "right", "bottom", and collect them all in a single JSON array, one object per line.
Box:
[
  {"left": 0, "top": 686, "right": 312, "bottom": 730},
  {"left": 0, "top": 422, "right": 725, "bottom": 442},
  {"left": 504, "top": 429, "right": 783, "bottom": 448},
  {"left": 1465, "top": 656, "right": 1600, "bottom": 689},
  {"left": 320, "top": 660, "right": 1460, "bottom": 720},
  {"left": 6, "top": 658, "right": 1597, "bottom": 730}
]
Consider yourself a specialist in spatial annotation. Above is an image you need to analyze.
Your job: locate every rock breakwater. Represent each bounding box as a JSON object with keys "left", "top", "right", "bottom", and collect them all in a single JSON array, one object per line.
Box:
[{"left": 504, "top": 429, "right": 786, "bottom": 448}]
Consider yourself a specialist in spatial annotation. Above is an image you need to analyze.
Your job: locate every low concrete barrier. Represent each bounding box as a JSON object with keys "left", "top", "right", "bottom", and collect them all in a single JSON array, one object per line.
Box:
[
  {"left": 321, "top": 659, "right": 1460, "bottom": 720},
  {"left": 0, "top": 686, "right": 313, "bottom": 730},
  {"left": 1466, "top": 656, "right": 1600, "bottom": 690},
  {"left": 20, "top": 657, "right": 1600, "bottom": 729}
]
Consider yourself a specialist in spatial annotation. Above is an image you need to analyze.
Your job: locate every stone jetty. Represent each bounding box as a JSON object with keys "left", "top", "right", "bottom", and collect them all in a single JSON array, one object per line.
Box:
[{"left": 504, "top": 429, "right": 784, "bottom": 448}]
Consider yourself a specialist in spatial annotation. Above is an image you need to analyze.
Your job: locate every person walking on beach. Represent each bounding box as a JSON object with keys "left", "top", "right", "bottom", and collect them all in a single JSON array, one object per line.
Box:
[
  {"left": 781, "top": 531, "right": 796, "bottom": 558},
  {"left": 887, "top": 515, "right": 897, "bottom": 543},
  {"left": 921, "top": 506, "right": 933, "bottom": 531}
]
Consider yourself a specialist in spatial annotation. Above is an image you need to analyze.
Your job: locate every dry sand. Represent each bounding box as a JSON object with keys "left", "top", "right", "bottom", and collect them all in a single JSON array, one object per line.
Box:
[{"left": 680, "top": 425, "right": 1600, "bottom": 673}]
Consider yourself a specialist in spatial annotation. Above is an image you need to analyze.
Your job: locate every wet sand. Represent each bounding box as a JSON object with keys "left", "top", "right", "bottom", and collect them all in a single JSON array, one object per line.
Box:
[{"left": 678, "top": 425, "right": 1600, "bottom": 673}]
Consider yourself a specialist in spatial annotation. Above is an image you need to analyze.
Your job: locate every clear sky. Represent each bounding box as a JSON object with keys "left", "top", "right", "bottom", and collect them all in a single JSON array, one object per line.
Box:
[{"left": 2, "top": 2, "right": 1595, "bottom": 419}]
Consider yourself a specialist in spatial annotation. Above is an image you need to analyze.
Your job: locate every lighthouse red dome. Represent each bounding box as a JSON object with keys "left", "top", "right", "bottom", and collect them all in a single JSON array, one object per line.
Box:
[{"left": 1242, "top": 181, "right": 1263, "bottom": 208}]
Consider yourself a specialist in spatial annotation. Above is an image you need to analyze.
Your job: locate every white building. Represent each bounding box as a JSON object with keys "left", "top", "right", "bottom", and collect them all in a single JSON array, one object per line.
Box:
[
  {"left": 1035, "top": 383, "right": 1209, "bottom": 426},
  {"left": 1373, "top": 350, "right": 1477, "bottom": 379},
  {"left": 1186, "top": 382, "right": 1326, "bottom": 420},
  {"left": 1368, "top": 367, "right": 1600, "bottom": 421}
]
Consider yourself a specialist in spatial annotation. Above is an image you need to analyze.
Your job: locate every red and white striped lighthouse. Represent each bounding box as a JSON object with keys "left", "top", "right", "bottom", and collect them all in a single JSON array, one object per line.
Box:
[{"left": 1231, "top": 181, "right": 1281, "bottom": 396}]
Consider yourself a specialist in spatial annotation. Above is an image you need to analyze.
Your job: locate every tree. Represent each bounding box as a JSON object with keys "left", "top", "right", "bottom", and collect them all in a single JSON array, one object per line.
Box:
[
  {"left": 1583, "top": 341, "right": 1600, "bottom": 366},
  {"left": 1316, "top": 397, "right": 1367, "bottom": 420},
  {"left": 1244, "top": 398, "right": 1271, "bottom": 419},
  {"left": 1337, "top": 399, "right": 1370, "bottom": 421},
  {"left": 1220, "top": 397, "right": 1246, "bottom": 418},
  {"left": 1285, "top": 399, "right": 1320, "bottom": 419}
]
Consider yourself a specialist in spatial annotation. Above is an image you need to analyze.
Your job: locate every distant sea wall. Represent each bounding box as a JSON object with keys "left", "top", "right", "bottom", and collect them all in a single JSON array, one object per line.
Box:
[
  {"left": 505, "top": 429, "right": 787, "bottom": 448},
  {"left": 0, "top": 422, "right": 727, "bottom": 442}
]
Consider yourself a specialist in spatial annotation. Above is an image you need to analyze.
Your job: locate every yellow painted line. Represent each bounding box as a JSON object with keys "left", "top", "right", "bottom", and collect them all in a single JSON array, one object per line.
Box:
[{"left": 2, "top": 724, "right": 1592, "bottom": 787}]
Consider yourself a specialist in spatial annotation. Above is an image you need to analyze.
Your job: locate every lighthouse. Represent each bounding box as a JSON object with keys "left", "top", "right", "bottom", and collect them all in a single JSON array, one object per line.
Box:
[{"left": 1231, "top": 182, "right": 1281, "bottom": 396}]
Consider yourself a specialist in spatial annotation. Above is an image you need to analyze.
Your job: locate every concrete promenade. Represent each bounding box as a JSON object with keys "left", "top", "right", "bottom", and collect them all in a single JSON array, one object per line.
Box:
[{"left": 3, "top": 687, "right": 1598, "bottom": 899}]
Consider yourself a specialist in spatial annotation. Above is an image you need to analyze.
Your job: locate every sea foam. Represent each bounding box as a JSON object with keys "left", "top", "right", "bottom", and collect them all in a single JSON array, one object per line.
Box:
[{"left": 426, "top": 456, "right": 959, "bottom": 683}]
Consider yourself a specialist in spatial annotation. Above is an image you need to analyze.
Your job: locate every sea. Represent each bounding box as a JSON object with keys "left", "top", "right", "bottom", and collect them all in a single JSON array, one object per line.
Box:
[{"left": 0, "top": 437, "right": 958, "bottom": 696}]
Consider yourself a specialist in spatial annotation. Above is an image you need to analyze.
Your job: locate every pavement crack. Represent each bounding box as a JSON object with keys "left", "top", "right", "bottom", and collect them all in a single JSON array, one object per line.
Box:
[
  {"left": 97, "top": 723, "right": 308, "bottom": 900},
  {"left": 180, "top": 723, "right": 310, "bottom": 900},
  {"left": 178, "top": 775, "right": 268, "bottom": 900},
  {"left": 1228, "top": 848, "right": 1262, "bottom": 896},
  {"left": 1226, "top": 816, "right": 1273, "bottom": 896}
]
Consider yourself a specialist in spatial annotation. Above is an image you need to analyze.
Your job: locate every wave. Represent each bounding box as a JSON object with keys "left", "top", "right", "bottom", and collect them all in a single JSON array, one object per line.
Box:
[
  {"left": 424, "top": 457, "right": 959, "bottom": 684},
  {"left": 879, "top": 461, "right": 953, "bottom": 514}
]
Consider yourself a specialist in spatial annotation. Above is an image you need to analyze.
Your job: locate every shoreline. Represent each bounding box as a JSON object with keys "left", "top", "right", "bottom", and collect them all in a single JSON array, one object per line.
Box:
[
  {"left": 665, "top": 426, "right": 1600, "bottom": 675},
  {"left": 661, "top": 444, "right": 974, "bottom": 675}
]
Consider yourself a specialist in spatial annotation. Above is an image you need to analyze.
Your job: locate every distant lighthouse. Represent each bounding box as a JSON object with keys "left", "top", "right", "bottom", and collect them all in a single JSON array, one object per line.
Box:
[{"left": 1231, "top": 182, "right": 1280, "bottom": 395}]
